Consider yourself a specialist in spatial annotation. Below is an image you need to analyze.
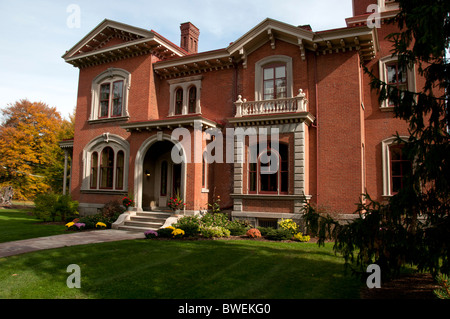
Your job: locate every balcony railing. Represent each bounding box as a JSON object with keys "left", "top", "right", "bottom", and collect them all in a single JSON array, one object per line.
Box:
[{"left": 234, "top": 89, "right": 308, "bottom": 117}]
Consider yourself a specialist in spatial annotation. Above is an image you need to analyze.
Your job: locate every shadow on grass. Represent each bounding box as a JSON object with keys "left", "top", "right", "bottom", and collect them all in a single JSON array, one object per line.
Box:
[{"left": 0, "top": 239, "right": 363, "bottom": 299}]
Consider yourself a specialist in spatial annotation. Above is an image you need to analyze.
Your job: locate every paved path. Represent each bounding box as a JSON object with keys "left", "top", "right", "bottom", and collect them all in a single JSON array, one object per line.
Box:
[{"left": 0, "top": 229, "right": 145, "bottom": 258}]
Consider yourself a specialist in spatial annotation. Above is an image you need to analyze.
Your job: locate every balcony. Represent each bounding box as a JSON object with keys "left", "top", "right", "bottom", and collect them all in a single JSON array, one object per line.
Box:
[{"left": 234, "top": 89, "right": 308, "bottom": 117}]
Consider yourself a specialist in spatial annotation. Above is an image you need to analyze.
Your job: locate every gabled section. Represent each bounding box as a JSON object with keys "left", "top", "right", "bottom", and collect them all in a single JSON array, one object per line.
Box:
[
  {"left": 63, "top": 19, "right": 188, "bottom": 69},
  {"left": 227, "top": 18, "right": 378, "bottom": 65}
]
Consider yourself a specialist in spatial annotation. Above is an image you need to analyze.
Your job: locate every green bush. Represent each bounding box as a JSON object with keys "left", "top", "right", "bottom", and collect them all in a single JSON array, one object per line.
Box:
[
  {"left": 227, "top": 220, "right": 249, "bottom": 236},
  {"left": 173, "top": 215, "right": 201, "bottom": 237},
  {"left": 200, "top": 226, "right": 230, "bottom": 238},
  {"left": 201, "top": 212, "right": 230, "bottom": 228},
  {"left": 257, "top": 226, "right": 274, "bottom": 237},
  {"left": 33, "top": 193, "right": 78, "bottom": 222},
  {"left": 265, "top": 228, "right": 293, "bottom": 241},
  {"left": 157, "top": 227, "right": 176, "bottom": 238}
]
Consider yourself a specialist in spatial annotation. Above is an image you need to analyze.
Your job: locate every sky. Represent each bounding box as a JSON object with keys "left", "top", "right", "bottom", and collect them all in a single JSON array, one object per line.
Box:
[{"left": 0, "top": 0, "right": 353, "bottom": 119}]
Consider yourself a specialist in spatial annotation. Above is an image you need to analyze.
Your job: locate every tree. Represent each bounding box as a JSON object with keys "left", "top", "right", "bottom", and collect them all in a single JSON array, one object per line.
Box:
[
  {"left": 0, "top": 99, "right": 74, "bottom": 200},
  {"left": 304, "top": 0, "right": 450, "bottom": 279}
]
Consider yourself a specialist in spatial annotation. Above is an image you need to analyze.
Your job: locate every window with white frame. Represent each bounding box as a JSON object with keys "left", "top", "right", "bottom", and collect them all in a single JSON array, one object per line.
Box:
[
  {"left": 168, "top": 75, "right": 202, "bottom": 116},
  {"left": 255, "top": 55, "right": 293, "bottom": 101},
  {"left": 379, "top": 56, "right": 416, "bottom": 110},
  {"left": 83, "top": 134, "right": 129, "bottom": 192},
  {"left": 90, "top": 68, "right": 131, "bottom": 121},
  {"left": 382, "top": 136, "right": 411, "bottom": 196}
]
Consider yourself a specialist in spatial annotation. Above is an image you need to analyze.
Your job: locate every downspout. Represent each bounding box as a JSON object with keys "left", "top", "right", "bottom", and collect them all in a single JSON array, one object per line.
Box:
[{"left": 313, "top": 53, "right": 319, "bottom": 207}]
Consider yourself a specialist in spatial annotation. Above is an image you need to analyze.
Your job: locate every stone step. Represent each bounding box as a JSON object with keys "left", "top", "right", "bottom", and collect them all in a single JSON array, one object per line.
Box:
[
  {"left": 118, "top": 224, "right": 159, "bottom": 232},
  {"left": 118, "top": 211, "right": 174, "bottom": 233}
]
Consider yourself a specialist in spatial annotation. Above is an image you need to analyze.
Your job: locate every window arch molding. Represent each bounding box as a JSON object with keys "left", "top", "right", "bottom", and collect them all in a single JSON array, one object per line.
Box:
[
  {"left": 255, "top": 55, "right": 293, "bottom": 101},
  {"left": 82, "top": 133, "right": 130, "bottom": 192},
  {"left": 90, "top": 68, "right": 131, "bottom": 122}
]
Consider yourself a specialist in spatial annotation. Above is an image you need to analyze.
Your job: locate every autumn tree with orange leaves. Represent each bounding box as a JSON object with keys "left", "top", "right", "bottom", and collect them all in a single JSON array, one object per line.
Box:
[{"left": 0, "top": 99, "right": 74, "bottom": 200}]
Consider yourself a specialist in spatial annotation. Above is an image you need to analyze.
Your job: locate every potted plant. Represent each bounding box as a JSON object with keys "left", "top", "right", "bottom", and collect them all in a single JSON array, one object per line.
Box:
[
  {"left": 168, "top": 193, "right": 186, "bottom": 215},
  {"left": 122, "top": 195, "right": 135, "bottom": 211}
]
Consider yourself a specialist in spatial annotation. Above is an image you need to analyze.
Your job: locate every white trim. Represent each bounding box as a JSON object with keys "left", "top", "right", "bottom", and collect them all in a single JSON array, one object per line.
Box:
[
  {"left": 379, "top": 55, "right": 416, "bottom": 110},
  {"left": 381, "top": 136, "right": 408, "bottom": 196},
  {"left": 82, "top": 133, "right": 130, "bottom": 192},
  {"left": 255, "top": 55, "right": 293, "bottom": 101},
  {"left": 134, "top": 134, "right": 187, "bottom": 211},
  {"left": 168, "top": 75, "right": 203, "bottom": 116},
  {"left": 90, "top": 68, "right": 131, "bottom": 121}
]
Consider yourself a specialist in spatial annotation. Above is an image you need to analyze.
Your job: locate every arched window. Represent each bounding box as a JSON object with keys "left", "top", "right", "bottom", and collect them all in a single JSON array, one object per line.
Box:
[
  {"left": 90, "top": 152, "right": 98, "bottom": 189},
  {"left": 175, "top": 88, "right": 183, "bottom": 115},
  {"left": 249, "top": 142, "right": 288, "bottom": 194},
  {"left": 188, "top": 86, "right": 197, "bottom": 113},
  {"left": 90, "top": 68, "right": 131, "bottom": 121},
  {"left": 116, "top": 151, "right": 124, "bottom": 190},
  {"left": 389, "top": 145, "right": 411, "bottom": 194},
  {"left": 100, "top": 147, "right": 114, "bottom": 189}
]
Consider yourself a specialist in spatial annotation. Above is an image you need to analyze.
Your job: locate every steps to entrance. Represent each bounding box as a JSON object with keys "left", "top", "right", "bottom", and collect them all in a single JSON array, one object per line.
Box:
[{"left": 117, "top": 211, "right": 172, "bottom": 232}]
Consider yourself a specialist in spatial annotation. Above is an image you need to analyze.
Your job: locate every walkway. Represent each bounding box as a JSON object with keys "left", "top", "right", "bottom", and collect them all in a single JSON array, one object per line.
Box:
[{"left": 0, "top": 229, "right": 145, "bottom": 258}]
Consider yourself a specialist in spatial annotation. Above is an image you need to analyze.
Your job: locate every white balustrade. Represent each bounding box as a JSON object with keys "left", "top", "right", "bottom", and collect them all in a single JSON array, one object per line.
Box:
[{"left": 234, "top": 89, "right": 308, "bottom": 117}]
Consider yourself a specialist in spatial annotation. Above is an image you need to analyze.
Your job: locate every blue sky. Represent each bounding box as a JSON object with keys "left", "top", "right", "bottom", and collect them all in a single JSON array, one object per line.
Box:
[{"left": 0, "top": 0, "right": 352, "bottom": 119}]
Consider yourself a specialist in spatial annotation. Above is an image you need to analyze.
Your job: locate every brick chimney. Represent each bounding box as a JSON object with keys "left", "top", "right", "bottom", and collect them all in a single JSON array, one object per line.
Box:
[{"left": 180, "top": 22, "right": 200, "bottom": 54}]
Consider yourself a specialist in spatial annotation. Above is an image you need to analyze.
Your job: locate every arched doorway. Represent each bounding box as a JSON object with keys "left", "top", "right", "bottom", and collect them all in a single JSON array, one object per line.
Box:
[{"left": 134, "top": 135, "right": 186, "bottom": 212}]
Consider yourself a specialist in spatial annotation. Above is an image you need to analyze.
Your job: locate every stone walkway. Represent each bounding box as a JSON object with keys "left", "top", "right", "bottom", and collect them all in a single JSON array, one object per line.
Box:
[{"left": 0, "top": 229, "right": 145, "bottom": 258}]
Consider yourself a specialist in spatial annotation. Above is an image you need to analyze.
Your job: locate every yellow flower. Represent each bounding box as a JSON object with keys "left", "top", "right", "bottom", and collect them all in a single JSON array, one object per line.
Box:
[
  {"left": 172, "top": 228, "right": 185, "bottom": 237},
  {"left": 65, "top": 222, "right": 74, "bottom": 228},
  {"left": 96, "top": 222, "right": 107, "bottom": 228},
  {"left": 166, "top": 226, "right": 175, "bottom": 230}
]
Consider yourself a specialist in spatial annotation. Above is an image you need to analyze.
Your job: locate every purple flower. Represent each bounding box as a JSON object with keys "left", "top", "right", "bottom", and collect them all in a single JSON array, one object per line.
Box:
[
  {"left": 74, "top": 223, "right": 85, "bottom": 229},
  {"left": 144, "top": 230, "right": 158, "bottom": 238}
]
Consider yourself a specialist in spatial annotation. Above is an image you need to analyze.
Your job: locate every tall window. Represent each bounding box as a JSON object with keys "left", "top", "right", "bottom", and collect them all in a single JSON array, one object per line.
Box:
[
  {"left": 99, "top": 80, "right": 124, "bottom": 118},
  {"left": 249, "top": 142, "right": 288, "bottom": 194},
  {"left": 188, "top": 86, "right": 197, "bottom": 114},
  {"left": 386, "top": 63, "right": 407, "bottom": 106},
  {"left": 175, "top": 88, "right": 183, "bottom": 115},
  {"left": 116, "top": 151, "right": 124, "bottom": 190},
  {"left": 390, "top": 145, "right": 411, "bottom": 194},
  {"left": 90, "top": 152, "right": 98, "bottom": 189},
  {"left": 263, "top": 64, "right": 287, "bottom": 100},
  {"left": 100, "top": 147, "right": 114, "bottom": 189}
]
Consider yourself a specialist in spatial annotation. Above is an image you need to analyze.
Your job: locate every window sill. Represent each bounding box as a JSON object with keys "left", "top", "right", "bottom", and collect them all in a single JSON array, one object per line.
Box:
[
  {"left": 231, "top": 194, "right": 311, "bottom": 200},
  {"left": 380, "top": 106, "right": 395, "bottom": 112},
  {"left": 81, "top": 189, "right": 128, "bottom": 195},
  {"left": 88, "top": 115, "right": 130, "bottom": 124}
]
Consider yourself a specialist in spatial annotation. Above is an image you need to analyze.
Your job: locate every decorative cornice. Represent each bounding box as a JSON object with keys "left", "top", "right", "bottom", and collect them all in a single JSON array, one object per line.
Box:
[{"left": 121, "top": 116, "right": 218, "bottom": 132}]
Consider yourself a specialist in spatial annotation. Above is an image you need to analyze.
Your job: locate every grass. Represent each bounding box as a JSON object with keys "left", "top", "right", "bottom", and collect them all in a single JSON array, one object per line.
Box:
[
  {"left": 0, "top": 208, "right": 364, "bottom": 299},
  {"left": 0, "top": 208, "right": 68, "bottom": 243},
  {"left": 0, "top": 239, "right": 363, "bottom": 299}
]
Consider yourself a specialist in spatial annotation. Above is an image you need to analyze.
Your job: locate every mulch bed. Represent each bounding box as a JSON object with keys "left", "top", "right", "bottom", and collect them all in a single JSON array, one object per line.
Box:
[{"left": 360, "top": 273, "right": 440, "bottom": 299}]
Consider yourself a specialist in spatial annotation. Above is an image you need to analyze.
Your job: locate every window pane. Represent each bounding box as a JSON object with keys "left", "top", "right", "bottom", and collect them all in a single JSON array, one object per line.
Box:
[
  {"left": 188, "top": 87, "right": 196, "bottom": 113},
  {"left": 100, "top": 147, "right": 114, "bottom": 189},
  {"left": 99, "top": 83, "right": 110, "bottom": 117},
  {"left": 160, "top": 161, "right": 167, "bottom": 196},
  {"left": 112, "top": 81, "right": 123, "bottom": 116},
  {"left": 90, "top": 152, "right": 98, "bottom": 189},
  {"left": 387, "top": 64, "right": 397, "bottom": 84},
  {"left": 264, "top": 68, "right": 274, "bottom": 80},
  {"left": 175, "top": 89, "right": 183, "bottom": 115},
  {"left": 281, "top": 172, "right": 288, "bottom": 193},
  {"left": 275, "top": 66, "right": 286, "bottom": 79},
  {"left": 116, "top": 151, "right": 124, "bottom": 190},
  {"left": 276, "top": 79, "right": 287, "bottom": 98}
]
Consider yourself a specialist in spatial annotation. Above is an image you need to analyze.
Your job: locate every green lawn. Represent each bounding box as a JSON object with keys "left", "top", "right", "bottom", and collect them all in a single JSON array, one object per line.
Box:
[
  {"left": 0, "top": 208, "right": 67, "bottom": 243},
  {"left": 0, "top": 239, "right": 363, "bottom": 299},
  {"left": 0, "top": 208, "right": 363, "bottom": 299}
]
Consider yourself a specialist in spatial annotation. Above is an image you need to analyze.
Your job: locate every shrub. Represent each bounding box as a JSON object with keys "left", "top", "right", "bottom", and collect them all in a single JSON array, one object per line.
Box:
[
  {"left": 144, "top": 229, "right": 158, "bottom": 239},
  {"left": 33, "top": 193, "right": 78, "bottom": 222},
  {"left": 201, "top": 212, "right": 230, "bottom": 228},
  {"left": 200, "top": 226, "right": 230, "bottom": 238},
  {"left": 101, "top": 200, "right": 125, "bottom": 219},
  {"left": 434, "top": 274, "right": 450, "bottom": 299},
  {"left": 172, "top": 228, "right": 185, "bottom": 239},
  {"left": 257, "top": 226, "right": 274, "bottom": 237},
  {"left": 157, "top": 226, "right": 176, "bottom": 238},
  {"left": 265, "top": 228, "right": 293, "bottom": 241},
  {"left": 173, "top": 215, "right": 201, "bottom": 237},
  {"left": 246, "top": 228, "right": 262, "bottom": 238},
  {"left": 278, "top": 218, "right": 299, "bottom": 235},
  {"left": 227, "top": 220, "right": 249, "bottom": 236},
  {"left": 293, "top": 232, "right": 311, "bottom": 242}
]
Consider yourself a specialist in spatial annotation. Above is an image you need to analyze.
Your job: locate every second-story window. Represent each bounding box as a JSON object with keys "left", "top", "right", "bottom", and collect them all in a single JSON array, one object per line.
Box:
[
  {"left": 90, "top": 68, "right": 131, "bottom": 122},
  {"left": 386, "top": 63, "right": 407, "bottom": 106},
  {"left": 263, "top": 64, "right": 287, "bottom": 100},
  {"left": 99, "top": 81, "right": 124, "bottom": 118},
  {"left": 188, "top": 86, "right": 197, "bottom": 114},
  {"left": 175, "top": 88, "right": 183, "bottom": 115}
]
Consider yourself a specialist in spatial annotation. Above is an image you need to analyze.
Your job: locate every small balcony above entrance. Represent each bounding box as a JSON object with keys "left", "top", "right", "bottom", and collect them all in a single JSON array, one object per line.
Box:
[{"left": 234, "top": 89, "right": 308, "bottom": 118}]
